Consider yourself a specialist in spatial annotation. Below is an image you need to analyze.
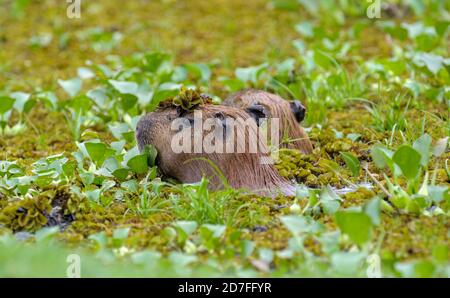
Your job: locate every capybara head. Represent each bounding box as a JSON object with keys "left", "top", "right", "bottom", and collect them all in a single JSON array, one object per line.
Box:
[
  {"left": 223, "top": 89, "right": 313, "bottom": 154},
  {"left": 136, "top": 103, "right": 294, "bottom": 197}
]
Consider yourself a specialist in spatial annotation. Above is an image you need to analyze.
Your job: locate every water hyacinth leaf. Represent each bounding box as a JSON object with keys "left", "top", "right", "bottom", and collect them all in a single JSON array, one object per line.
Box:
[
  {"left": 168, "top": 252, "right": 197, "bottom": 268},
  {"left": 143, "top": 52, "right": 172, "bottom": 73},
  {"left": 393, "top": 145, "right": 422, "bottom": 180},
  {"left": 340, "top": 152, "right": 360, "bottom": 177},
  {"left": 113, "top": 227, "right": 130, "bottom": 240},
  {"left": 432, "top": 245, "right": 449, "bottom": 264},
  {"left": 432, "top": 137, "right": 448, "bottom": 157},
  {"left": 363, "top": 197, "right": 381, "bottom": 226},
  {"left": 110, "top": 140, "right": 126, "bottom": 154},
  {"left": 241, "top": 240, "right": 254, "bottom": 259},
  {"left": 120, "top": 93, "right": 138, "bottom": 111},
  {"left": 87, "top": 88, "right": 109, "bottom": 108},
  {"left": 11, "top": 92, "right": 35, "bottom": 113},
  {"left": 126, "top": 152, "right": 149, "bottom": 174},
  {"left": 201, "top": 224, "right": 226, "bottom": 238},
  {"left": 370, "top": 145, "right": 393, "bottom": 169},
  {"left": 413, "top": 134, "right": 432, "bottom": 167},
  {"left": 131, "top": 251, "right": 161, "bottom": 267},
  {"left": 276, "top": 58, "right": 296, "bottom": 74},
  {"left": 319, "top": 186, "right": 341, "bottom": 215},
  {"left": 77, "top": 67, "right": 95, "bottom": 79},
  {"left": 58, "top": 78, "right": 82, "bottom": 97},
  {"left": 152, "top": 82, "right": 182, "bottom": 103},
  {"left": 335, "top": 209, "right": 372, "bottom": 245},
  {"left": 413, "top": 52, "right": 444, "bottom": 75},
  {"left": 0, "top": 97, "right": 15, "bottom": 114},
  {"left": 173, "top": 221, "right": 198, "bottom": 236},
  {"left": 235, "top": 63, "right": 268, "bottom": 83},
  {"left": 331, "top": 251, "right": 367, "bottom": 276},
  {"left": 85, "top": 142, "right": 108, "bottom": 164},
  {"left": 295, "top": 184, "right": 309, "bottom": 199},
  {"left": 109, "top": 123, "right": 132, "bottom": 141},
  {"left": 183, "top": 63, "right": 212, "bottom": 82},
  {"left": 88, "top": 232, "right": 108, "bottom": 249},
  {"left": 295, "top": 21, "right": 314, "bottom": 37},
  {"left": 109, "top": 80, "right": 139, "bottom": 95},
  {"left": 144, "top": 145, "right": 158, "bottom": 167},
  {"left": 35, "top": 227, "right": 60, "bottom": 242},
  {"left": 427, "top": 186, "right": 449, "bottom": 204},
  {"left": 85, "top": 189, "right": 101, "bottom": 203},
  {"left": 280, "top": 215, "right": 324, "bottom": 236},
  {"left": 346, "top": 133, "right": 361, "bottom": 142}
]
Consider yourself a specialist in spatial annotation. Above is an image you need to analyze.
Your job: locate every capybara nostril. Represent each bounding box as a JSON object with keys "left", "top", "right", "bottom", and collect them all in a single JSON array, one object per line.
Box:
[{"left": 290, "top": 100, "right": 306, "bottom": 123}]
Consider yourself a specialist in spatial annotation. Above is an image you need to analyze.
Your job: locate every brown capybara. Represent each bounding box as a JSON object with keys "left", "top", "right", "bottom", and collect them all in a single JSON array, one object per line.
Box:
[
  {"left": 136, "top": 104, "right": 294, "bottom": 197},
  {"left": 223, "top": 89, "right": 313, "bottom": 154}
]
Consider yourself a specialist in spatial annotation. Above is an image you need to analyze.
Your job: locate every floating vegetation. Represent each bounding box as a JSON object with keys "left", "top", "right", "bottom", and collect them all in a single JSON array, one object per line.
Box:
[{"left": 0, "top": 0, "right": 448, "bottom": 278}]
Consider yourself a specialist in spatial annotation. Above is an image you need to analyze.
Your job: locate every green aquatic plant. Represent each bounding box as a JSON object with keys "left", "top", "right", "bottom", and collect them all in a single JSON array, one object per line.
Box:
[
  {"left": 170, "top": 87, "right": 213, "bottom": 112},
  {"left": 0, "top": 195, "right": 51, "bottom": 232},
  {"left": 369, "top": 134, "right": 449, "bottom": 215}
]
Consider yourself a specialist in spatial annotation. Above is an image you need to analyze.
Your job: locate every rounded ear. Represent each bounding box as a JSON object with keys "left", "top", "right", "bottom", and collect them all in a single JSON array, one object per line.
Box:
[
  {"left": 290, "top": 100, "right": 306, "bottom": 123},
  {"left": 245, "top": 104, "right": 268, "bottom": 126}
]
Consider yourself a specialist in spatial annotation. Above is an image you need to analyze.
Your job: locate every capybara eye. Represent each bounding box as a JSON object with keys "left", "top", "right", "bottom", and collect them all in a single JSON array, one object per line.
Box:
[
  {"left": 245, "top": 104, "right": 267, "bottom": 126},
  {"left": 213, "top": 112, "right": 225, "bottom": 121}
]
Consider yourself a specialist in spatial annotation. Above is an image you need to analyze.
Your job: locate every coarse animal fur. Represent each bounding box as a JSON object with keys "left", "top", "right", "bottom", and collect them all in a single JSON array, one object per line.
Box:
[
  {"left": 136, "top": 104, "right": 295, "bottom": 197},
  {"left": 223, "top": 89, "right": 313, "bottom": 154}
]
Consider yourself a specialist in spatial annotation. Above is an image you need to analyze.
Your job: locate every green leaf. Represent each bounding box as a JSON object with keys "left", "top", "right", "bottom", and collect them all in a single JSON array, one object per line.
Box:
[
  {"left": 331, "top": 251, "right": 367, "bottom": 276},
  {"left": 319, "top": 186, "right": 342, "bottom": 215},
  {"left": 113, "top": 227, "right": 130, "bottom": 240},
  {"left": 432, "top": 137, "right": 448, "bottom": 157},
  {"left": 432, "top": 244, "right": 449, "bottom": 264},
  {"left": 413, "top": 134, "right": 432, "bottom": 167},
  {"left": 340, "top": 152, "right": 360, "bottom": 177},
  {"left": 11, "top": 92, "right": 34, "bottom": 113},
  {"left": 0, "top": 96, "right": 15, "bottom": 114},
  {"left": 335, "top": 209, "right": 372, "bottom": 245},
  {"left": 295, "top": 21, "right": 314, "bottom": 37},
  {"left": 370, "top": 145, "right": 393, "bottom": 169},
  {"left": 393, "top": 145, "right": 422, "bottom": 180},
  {"left": 201, "top": 224, "right": 226, "bottom": 238},
  {"left": 58, "top": 78, "right": 82, "bottom": 97},
  {"left": 127, "top": 154, "right": 148, "bottom": 174},
  {"left": 363, "top": 197, "right": 381, "bottom": 226},
  {"left": 173, "top": 221, "right": 198, "bottom": 236},
  {"left": 144, "top": 145, "right": 158, "bottom": 167},
  {"left": 85, "top": 142, "right": 107, "bottom": 164},
  {"left": 109, "top": 80, "right": 138, "bottom": 95},
  {"left": 413, "top": 52, "right": 444, "bottom": 75},
  {"left": 280, "top": 215, "right": 324, "bottom": 236}
]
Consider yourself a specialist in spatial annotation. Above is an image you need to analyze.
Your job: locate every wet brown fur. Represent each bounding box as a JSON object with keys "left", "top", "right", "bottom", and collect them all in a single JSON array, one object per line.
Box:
[
  {"left": 223, "top": 89, "right": 314, "bottom": 154},
  {"left": 136, "top": 104, "right": 294, "bottom": 197}
]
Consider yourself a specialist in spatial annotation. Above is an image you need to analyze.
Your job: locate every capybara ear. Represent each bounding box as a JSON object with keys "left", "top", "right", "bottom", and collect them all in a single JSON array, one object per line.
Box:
[
  {"left": 212, "top": 112, "right": 229, "bottom": 138},
  {"left": 245, "top": 104, "right": 268, "bottom": 126},
  {"left": 290, "top": 100, "right": 306, "bottom": 123}
]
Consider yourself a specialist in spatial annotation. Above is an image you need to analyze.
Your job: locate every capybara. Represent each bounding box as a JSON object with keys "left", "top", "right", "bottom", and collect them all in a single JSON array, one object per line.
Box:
[
  {"left": 223, "top": 89, "right": 313, "bottom": 154},
  {"left": 136, "top": 103, "right": 295, "bottom": 197}
]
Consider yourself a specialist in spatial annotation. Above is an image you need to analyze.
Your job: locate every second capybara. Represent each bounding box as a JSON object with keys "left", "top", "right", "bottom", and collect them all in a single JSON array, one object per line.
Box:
[{"left": 223, "top": 89, "right": 314, "bottom": 154}]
